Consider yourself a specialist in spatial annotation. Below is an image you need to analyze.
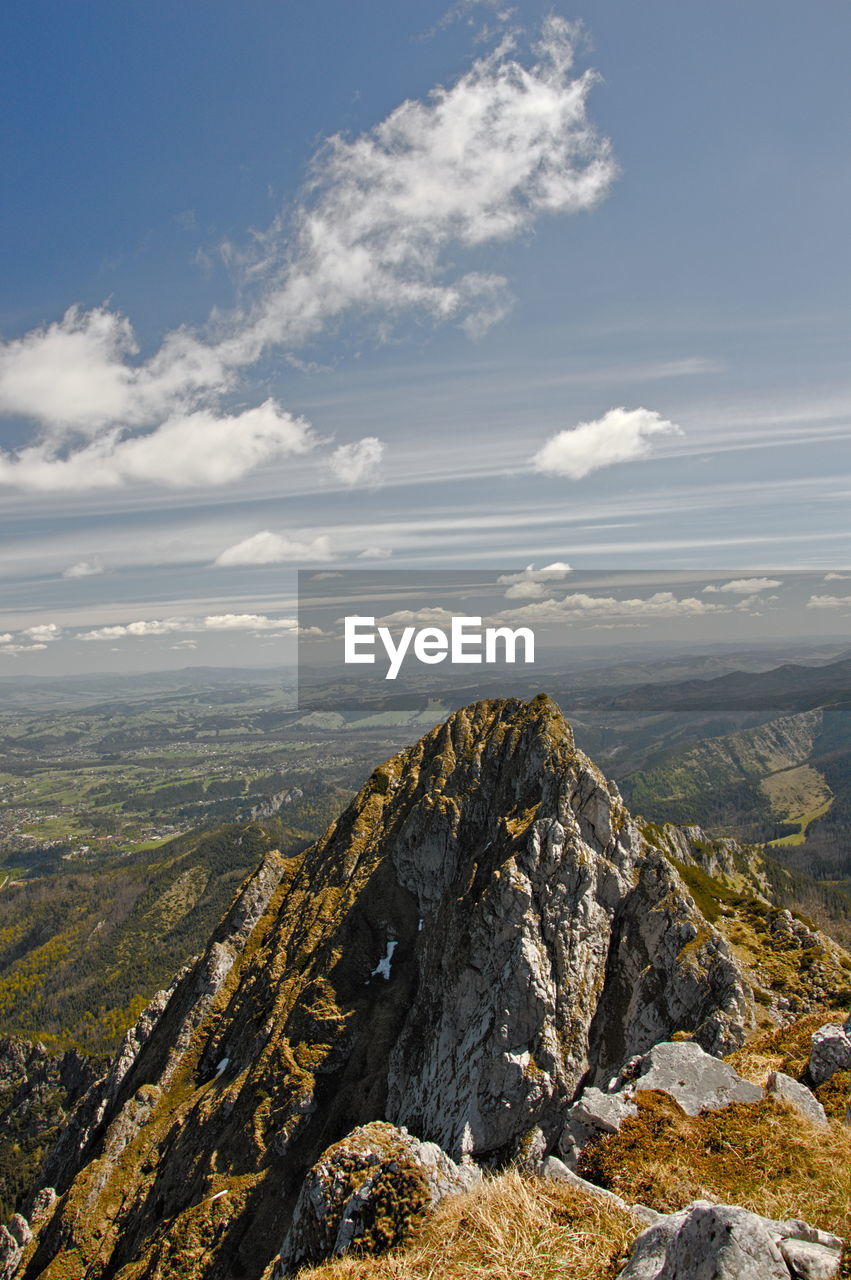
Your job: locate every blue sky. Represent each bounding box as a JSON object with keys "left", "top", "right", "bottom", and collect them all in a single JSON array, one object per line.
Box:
[{"left": 1, "top": 0, "right": 850, "bottom": 673}]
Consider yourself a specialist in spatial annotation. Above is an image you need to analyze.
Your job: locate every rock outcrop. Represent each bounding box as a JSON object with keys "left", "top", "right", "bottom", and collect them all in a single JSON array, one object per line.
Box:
[
  {"left": 560, "top": 1039, "right": 765, "bottom": 1166},
  {"left": 617, "top": 1201, "right": 843, "bottom": 1280},
  {"left": 809, "top": 1015, "right": 851, "bottom": 1086},
  {"left": 0, "top": 1037, "right": 98, "bottom": 1221},
  {"left": 7, "top": 697, "right": 845, "bottom": 1280},
  {"left": 276, "top": 1122, "right": 478, "bottom": 1274}
]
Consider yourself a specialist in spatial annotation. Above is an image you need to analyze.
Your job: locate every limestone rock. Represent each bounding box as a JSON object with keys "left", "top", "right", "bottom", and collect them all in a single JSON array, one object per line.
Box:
[
  {"left": 766, "top": 1071, "right": 828, "bottom": 1127},
  {"left": 276, "top": 1122, "right": 478, "bottom": 1274},
  {"left": 570, "top": 1085, "right": 638, "bottom": 1134},
  {"left": 617, "top": 1202, "right": 842, "bottom": 1280},
  {"left": 540, "top": 1157, "right": 661, "bottom": 1228},
  {"left": 15, "top": 698, "right": 847, "bottom": 1280},
  {"left": 0, "top": 1215, "right": 31, "bottom": 1280},
  {"left": 559, "top": 1040, "right": 763, "bottom": 1166},
  {"left": 808, "top": 1018, "right": 851, "bottom": 1087},
  {"left": 626, "top": 1041, "right": 763, "bottom": 1116}
]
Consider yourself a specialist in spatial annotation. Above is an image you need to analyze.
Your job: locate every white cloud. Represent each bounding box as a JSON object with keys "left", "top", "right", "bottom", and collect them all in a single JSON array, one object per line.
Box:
[
  {"left": 498, "top": 561, "right": 571, "bottom": 597},
  {"left": 23, "top": 623, "right": 61, "bottom": 643},
  {"left": 63, "top": 558, "right": 105, "bottom": 578},
  {"left": 0, "top": 400, "right": 314, "bottom": 491},
  {"left": 824, "top": 572, "right": 850, "bottom": 581},
  {"left": 0, "top": 622, "right": 60, "bottom": 656},
  {"left": 214, "top": 531, "right": 333, "bottom": 566},
  {"left": 807, "top": 594, "right": 851, "bottom": 610},
  {"left": 327, "top": 437, "right": 384, "bottom": 487},
  {"left": 359, "top": 546, "right": 393, "bottom": 559},
  {"left": 376, "top": 607, "right": 457, "bottom": 627},
  {"left": 80, "top": 613, "right": 302, "bottom": 641},
  {"left": 0, "top": 19, "right": 614, "bottom": 492},
  {"left": 703, "top": 577, "right": 782, "bottom": 594},
  {"left": 531, "top": 407, "right": 681, "bottom": 480},
  {"left": 496, "top": 590, "right": 727, "bottom": 624}
]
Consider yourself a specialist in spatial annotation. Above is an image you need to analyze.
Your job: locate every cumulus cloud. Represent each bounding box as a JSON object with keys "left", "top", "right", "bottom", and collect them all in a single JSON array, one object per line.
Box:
[
  {"left": 62, "top": 558, "right": 105, "bottom": 578},
  {"left": 531, "top": 407, "right": 681, "bottom": 480},
  {"left": 807, "top": 594, "right": 851, "bottom": 610},
  {"left": 0, "top": 19, "right": 614, "bottom": 492},
  {"left": 496, "top": 590, "right": 727, "bottom": 624},
  {"left": 824, "top": 572, "right": 850, "bottom": 581},
  {"left": 213, "top": 531, "right": 333, "bottom": 566},
  {"left": 0, "top": 400, "right": 314, "bottom": 491},
  {"left": 0, "top": 622, "right": 62, "bottom": 656},
  {"left": 327, "top": 437, "right": 384, "bottom": 487},
  {"left": 359, "top": 546, "right": 393, "bottom": 559},
  {"left": 498, "top": 561, "right": 571, "bottom": 598},
  {"left": 703, "top": 578, "right": 782, "bottom": 594},
  {"left": 80, "top": 613, "right": 302, "bottom": 641},
  {"left": 375, "top": 607, "right": 457, "bottom": 628}
]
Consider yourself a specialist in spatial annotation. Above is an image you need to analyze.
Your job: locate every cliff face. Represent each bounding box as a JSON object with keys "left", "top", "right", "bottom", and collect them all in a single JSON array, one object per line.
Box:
[
  {"left": 0, "top": 1038, "right": 97, "bottom": 1220},
  {"left": 14, "top": 696, "right": 833, "bottom": 1280}
]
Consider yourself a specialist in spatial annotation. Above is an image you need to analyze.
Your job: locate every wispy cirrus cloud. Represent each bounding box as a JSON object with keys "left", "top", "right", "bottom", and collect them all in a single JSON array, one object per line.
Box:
[
  {"left": 0, "top": 18, "right": 615, "bottom": 494},
  {"left": 532, "top": 407, "right": 681, "bottom": 480}
]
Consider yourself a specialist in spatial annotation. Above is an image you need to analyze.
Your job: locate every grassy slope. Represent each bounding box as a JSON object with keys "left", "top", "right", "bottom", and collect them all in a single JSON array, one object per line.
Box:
[{"left": 0, "top": 819, "right": 313, "bottom": 1055}]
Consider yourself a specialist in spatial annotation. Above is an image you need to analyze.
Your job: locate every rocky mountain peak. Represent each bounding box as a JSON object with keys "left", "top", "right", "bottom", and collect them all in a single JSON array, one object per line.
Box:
[{"left": 10, "top": 696, "right": 845, "bottom": 1280}]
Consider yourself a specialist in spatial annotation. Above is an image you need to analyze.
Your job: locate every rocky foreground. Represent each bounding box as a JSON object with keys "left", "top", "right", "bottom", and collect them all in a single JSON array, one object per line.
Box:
[{"left": 2, "top": 696, "right": 849, "bottom": 1279}]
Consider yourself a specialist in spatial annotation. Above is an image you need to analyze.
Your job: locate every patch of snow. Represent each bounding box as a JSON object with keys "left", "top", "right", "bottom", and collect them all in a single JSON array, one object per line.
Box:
[
  {"left": 370, "top": 940, "right": 398, "bottom": 981},
  {"left": 215, "top": 1057, "right": 230, "bottom": 1077},
  {"left": 417, "top": 918, "right": 424, "bottom": 932}
]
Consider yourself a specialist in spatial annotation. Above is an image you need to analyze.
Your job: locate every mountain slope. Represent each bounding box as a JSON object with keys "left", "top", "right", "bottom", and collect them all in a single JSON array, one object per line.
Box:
[{"left": 12, "top": 697, "right": 851, "bottom": 1280}]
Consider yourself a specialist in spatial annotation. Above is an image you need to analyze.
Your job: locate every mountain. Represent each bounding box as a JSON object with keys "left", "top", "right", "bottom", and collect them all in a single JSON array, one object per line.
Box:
[
  {"left": 622, "top": 704, "right": 851, "bottom": 890},
  {"left": 7, "top": 697, "right": 851, "bottom": 1280},
  {"left": 0, "top": 819, "right": 314, "bottom": 1056},
  {"left": 604, "top": 655, "right": 851, "bottom": 713}
]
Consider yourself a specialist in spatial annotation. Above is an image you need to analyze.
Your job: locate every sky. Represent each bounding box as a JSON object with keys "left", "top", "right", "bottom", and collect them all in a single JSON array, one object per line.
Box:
[{"left": 1, "top": 0, "right": 850, "bottom": 675}]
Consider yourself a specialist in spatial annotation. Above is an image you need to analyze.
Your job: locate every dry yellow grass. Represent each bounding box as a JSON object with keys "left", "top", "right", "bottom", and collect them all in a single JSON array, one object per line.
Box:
[
  {"left": 726, "top": 1009, "right": 847, "bottom": 1083},
  {"left": 290, "top": 1170, "right": 642, "bottom": 1280},
  {"left": 578, "top": 1091, "right": 851, "bottom": 1242}
]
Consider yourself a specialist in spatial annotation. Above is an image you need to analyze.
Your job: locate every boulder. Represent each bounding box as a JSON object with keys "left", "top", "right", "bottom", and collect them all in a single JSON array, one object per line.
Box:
[
  {"left": 808, "top": 1018, "right": 851, "bottom": 1087},
  {"left": 617, "top": 1201, "right": 842, "bottom": 1280},
  {"left": 570, "top": 1086, "right": 639, "bottom": 1134},
  {"left": 626, "top": 1041, "right": 763, "bottom": 1116},
  {"left": 276, "top": 1122, "right": 478, "bottom": 1274},
  {"left": 766, "top": 1071, "right": 827, "bottom": 1127}
]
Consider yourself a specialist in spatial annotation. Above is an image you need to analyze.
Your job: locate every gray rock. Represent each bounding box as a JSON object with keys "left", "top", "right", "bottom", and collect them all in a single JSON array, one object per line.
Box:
[
  {"left": 27, "top": 1188, "right": 56, "bottom": 1226},
  {"left": 808, "top": 1021, "right": 851, "bottom": 1087},
  {"left": 629, "top": 1040, "right": 763, "bottom": 1116},
  {"left": 617, "top": 1202, "right": 842, "bottom": 1280},
  {"left": 570, "top": 1085, "right": 638, "bottom": 1134},
  {"left": 277, "top": 1122, "right": 479, "bottom": 1274},
  {"left": 779, "top": 1239, "right": 842, "bottom": 1280},
  {"left": 557, "top": 1113, "right": 596, "bottom": 1169},
  {"left": 539, "top": 1158, "right": 661, "bottom": 1228},
  {"left": 766, "top": 1071, "right": 828, "bottom": 1127},
  {"left": 0, "top": 1214, "right": 31, "bottom": 1280}
]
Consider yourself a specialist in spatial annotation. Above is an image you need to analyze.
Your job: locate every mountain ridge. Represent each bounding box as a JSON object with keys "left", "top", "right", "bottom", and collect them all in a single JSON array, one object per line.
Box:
[{"left": 8, "top": 696, "right": 851, "bottom": 1280}]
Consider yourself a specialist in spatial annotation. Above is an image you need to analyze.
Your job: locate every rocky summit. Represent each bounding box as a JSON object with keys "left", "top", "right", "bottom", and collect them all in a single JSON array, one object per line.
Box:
[{"left": 6, "top": 696, "right": 850, "bottom": 1280}]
